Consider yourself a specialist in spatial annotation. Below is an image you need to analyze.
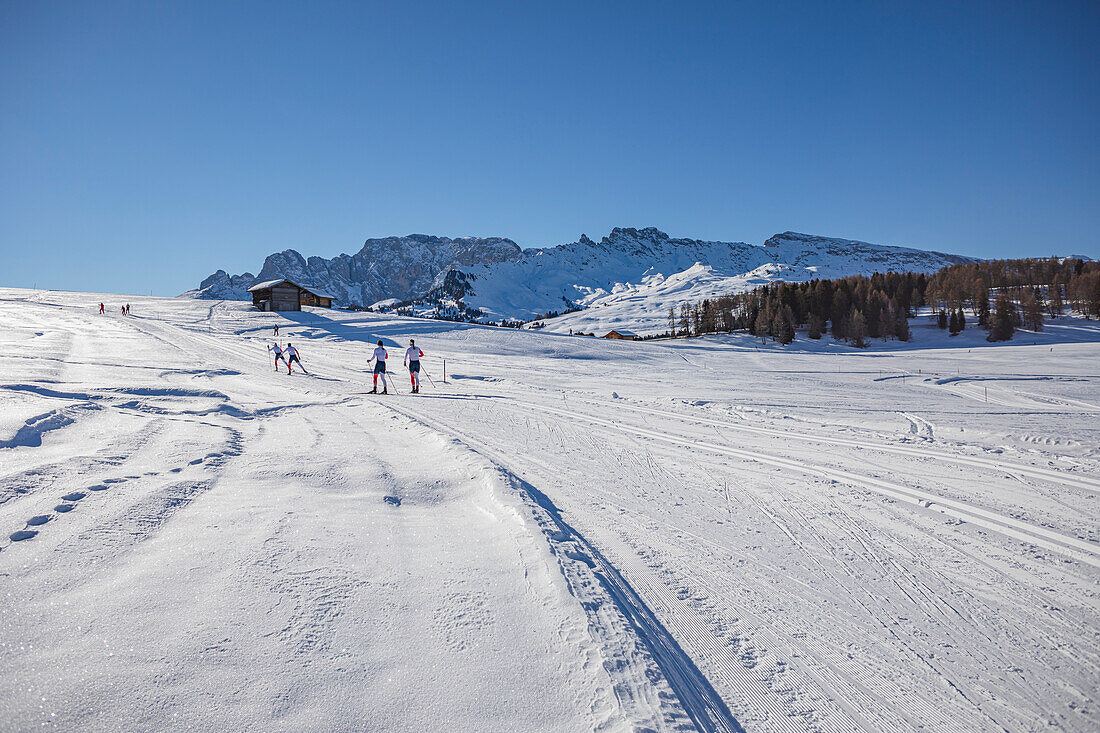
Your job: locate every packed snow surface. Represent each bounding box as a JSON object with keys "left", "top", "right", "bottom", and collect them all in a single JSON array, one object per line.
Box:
[{"left": 1, "top": 287, "right": 1098, "bottom": 732}]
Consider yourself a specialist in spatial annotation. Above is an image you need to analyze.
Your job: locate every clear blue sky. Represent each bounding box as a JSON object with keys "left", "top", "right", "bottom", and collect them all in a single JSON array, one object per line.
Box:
[{"left": 2, "top": 1, "right": 1097, "bottom": 295}]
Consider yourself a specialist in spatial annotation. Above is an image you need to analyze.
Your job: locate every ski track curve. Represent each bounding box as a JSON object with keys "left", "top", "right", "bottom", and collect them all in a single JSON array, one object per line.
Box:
[{"left": 377, "top": 398, "right": 746, "bottom": 733}]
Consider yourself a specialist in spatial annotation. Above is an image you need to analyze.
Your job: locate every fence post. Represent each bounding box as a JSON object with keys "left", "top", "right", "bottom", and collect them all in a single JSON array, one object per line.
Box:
[{"left": 443, "top": 359, "right": 447, "bottom": 383}]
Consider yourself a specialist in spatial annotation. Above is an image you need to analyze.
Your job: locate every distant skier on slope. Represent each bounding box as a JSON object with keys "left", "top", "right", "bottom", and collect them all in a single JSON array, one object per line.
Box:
[
  {"left": 273, "top": 323, "right": 279, "bottom": 336},
  {"left": 99, "top": 302, "right": 104, "bottom": 314},
  {"left": 268, "top": 342, "right": 287, "bottom": 372},
  {"left": 404, "top": 339, "right": 424, "bottom": 393},
  {"left": 285, "top": 343, "right": 306, "bottom": 374},
  {"left": 369, "top": 340, "right": 389, "bottom": 394}
]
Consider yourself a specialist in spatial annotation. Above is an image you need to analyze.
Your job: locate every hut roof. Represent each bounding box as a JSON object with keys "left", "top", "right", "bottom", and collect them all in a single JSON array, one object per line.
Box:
[
  {"left": 301, "top": 286, "right": 336, "bottom": 300},
  {"left": 247, "top": 279, "right": 335, "bottom": 300},
  {"left": 248, "top": 279, "right": 291, "bottom": 292}
]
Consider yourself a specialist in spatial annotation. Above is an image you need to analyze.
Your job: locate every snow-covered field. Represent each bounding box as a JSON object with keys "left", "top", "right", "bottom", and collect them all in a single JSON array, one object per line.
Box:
[{"left": 1, "top": 287, "right": 1098, "bottom": 732}]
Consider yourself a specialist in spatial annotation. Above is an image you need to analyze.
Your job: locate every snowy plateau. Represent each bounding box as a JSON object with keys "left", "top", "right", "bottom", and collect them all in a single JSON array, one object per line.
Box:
[
  {"left": 187, "top": 229, "right": 975, "bottom": 331},
  {"left": 1, "top": 287, "right": 1098, "bottom": 732}
]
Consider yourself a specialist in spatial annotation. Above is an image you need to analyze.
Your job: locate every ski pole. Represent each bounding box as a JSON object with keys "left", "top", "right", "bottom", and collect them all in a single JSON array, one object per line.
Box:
[{"left": 420, "top": 366, "right": 438, "bottom": 389}]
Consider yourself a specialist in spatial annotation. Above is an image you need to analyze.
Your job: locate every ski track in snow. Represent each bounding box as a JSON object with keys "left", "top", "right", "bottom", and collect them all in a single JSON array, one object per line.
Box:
[{"left": 1, "top": 288, "right": 1098, "bottom": 731}]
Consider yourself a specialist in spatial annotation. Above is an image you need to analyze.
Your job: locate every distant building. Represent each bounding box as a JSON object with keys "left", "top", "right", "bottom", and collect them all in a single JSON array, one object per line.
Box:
[
  {"left": 248, "top": 279, "right": 335, "bottom": 311},
  {"left": 603, "top": 329, "right": 638, "bottom": 340}
]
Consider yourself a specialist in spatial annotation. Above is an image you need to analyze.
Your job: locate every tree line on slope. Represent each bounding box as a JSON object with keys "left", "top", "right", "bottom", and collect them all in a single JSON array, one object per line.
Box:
[{"left": 664, "top": 257, "right": 1099, "bottom": 346}]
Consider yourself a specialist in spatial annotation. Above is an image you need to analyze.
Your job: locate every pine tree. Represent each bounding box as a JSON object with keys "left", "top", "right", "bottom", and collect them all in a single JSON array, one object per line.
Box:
[
  {"left": 754, "top": 309, "right": 769, "bottom": 344},
  {"left": 1021, "top": 289, "right": 1043, "bottom": 331},
  {"left": 987, "top": 294, "right": 1016, "bottom": 342},
  {"left": 865, "top": 296, "right": 882, "bottom": 339},
  {"left": 849, "top": 309, "right": 867, "bottom": 347},
  {"left": 894, "top": 310, "right": 910, "bottom": 341},
  {"left": 774, "top": 306, "right": 796, "bottom": 344},
  {"left": 956, "top": 308, "right": 966, "bottom": 332},
  {"left": 976, "top": 287, "right": 991, "bottom": 328},
  {"left": 667, "top": 306, "right": 677, "bottom": 336},
  {"left": 831, "top": 291, "right": 849, "bottom": 339},
  {"left": 937, "top": 309, "right": 948, "bottom": 329},
  {"left": 807, "top": 313, "right": 824, "bottom": 339},
  {"left": 948, "top": 309, "right": 960, "bottom": 335}
]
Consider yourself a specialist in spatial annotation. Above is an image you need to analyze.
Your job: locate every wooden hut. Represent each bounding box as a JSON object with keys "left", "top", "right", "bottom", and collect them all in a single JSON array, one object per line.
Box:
[
  {"left": 248, "top": 279, "right": 334, "bottom": 311},
  {"left": 603, "top": 329, "right": 638, "bottom": 340}
]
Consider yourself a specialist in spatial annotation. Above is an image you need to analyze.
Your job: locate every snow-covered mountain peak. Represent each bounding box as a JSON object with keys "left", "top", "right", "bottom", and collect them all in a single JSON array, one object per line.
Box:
[{"left": 187, "top": 227, "right": 976, "bottom": 332}]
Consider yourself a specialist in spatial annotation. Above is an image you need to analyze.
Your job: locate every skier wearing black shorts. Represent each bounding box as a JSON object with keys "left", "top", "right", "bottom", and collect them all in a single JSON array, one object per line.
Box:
[
  {"left": 285, "top": 343, "right": 305, "bottom": 374},
  {"left": 369, "top": 340, "right": 389, "bottom": 394},
  {"left": 404, "top": 339, "right": 424, "bottom": 393},
  {"left": 268, "top": 342, "right": 286, "bottom": 371}
]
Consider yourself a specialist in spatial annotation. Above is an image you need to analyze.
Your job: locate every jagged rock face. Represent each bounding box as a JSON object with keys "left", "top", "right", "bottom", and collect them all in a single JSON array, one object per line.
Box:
[
  {"left": 186, "top": 228, "right": 976, "bottom": 325},
  {"left": 414, "top": 228, "right": 977, "bottom": 322},
  {"left": 186, "top": 235, "right": 522, "bottom": 304},
  {"left": 185, "top": 269, "right": 256, "bottom": 300}
]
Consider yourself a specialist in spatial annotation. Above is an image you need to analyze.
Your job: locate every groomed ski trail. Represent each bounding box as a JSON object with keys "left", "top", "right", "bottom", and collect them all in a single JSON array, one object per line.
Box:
[
  {"left": 490, "top": 396, "right": 1100, "bottom": 568},
  {"left": 375, "top": 398, "right": 746, "bottom": 733}
]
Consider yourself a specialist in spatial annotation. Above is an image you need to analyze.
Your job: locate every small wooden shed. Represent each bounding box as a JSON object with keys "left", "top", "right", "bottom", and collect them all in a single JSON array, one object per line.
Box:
[
  {"left": 603, "top": 329, "right": 638, "bottom": 340},
  {"left": 248, "top": 279, "right": 334, "bottom": 311}
]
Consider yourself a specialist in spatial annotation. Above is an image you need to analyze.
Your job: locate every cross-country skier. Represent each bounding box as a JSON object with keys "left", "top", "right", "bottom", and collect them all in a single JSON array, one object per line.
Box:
[
  {"left": 125, "top": 304, "right": 131, "bottom": 315},
  {"left": 268, "top": 342, "right": 287, "bottom": 371},
  {"left": 285, "top": 343, "right": 305, "bottom": 374},
  {"left": 369, "top": 340, "right": 389, "bottom": 394},
  {"left": 404, "top": 339, "right": 424, "bottom": 393},
  {"left": 273, "top": 323, "right": 279, "bottom": 336},
  {"left": 99, "top": 303, "right": 104, "bottom": 314}
]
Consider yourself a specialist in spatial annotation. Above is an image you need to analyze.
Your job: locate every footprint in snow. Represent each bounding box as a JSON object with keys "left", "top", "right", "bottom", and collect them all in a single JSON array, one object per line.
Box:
[
  {"left": 170, "top": 467, "right": 182, "bottom": 473},
  {"left": 55, "top": 504, "right": 76, "bottom": 513},
  {"left": 10, "top": 530, "right": 37, "bottom": 542},
  {"left": 88, "top": 484, "right": 108, "bottom": 492},
  {"left": 102, "top": 478, "right": 125, "bottom": 484},
  {"left": 26, "top": 515, "right": 51, "bottom": 526},
  {"left": 383, "top": 495, "right": 401, "bottom": 507},
  {"left": 61, "top": 492, "right": 86, "bottom": 502}
]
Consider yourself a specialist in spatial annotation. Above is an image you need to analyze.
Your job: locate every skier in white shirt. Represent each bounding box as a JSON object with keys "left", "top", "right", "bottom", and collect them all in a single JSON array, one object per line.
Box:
[
  {"left": 285, "top": 343, "right": 305, "bottom": 375},
  {"left": 404, "top": 339, "right": 424, "bottom": 393},
  {"left": 369, "top": 340, "right": 389, "bottom": 394},
  {"left": 268, "top": 342, "right": 287, "bottom": 372}
]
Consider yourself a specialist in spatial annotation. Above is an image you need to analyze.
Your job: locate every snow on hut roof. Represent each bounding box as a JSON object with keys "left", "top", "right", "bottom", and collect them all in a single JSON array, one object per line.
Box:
[
  {"left": 248, "top": 279, "right": 291, "bottom": 291},
  {"left": 246, "top": 279, "right": 335, "bottom": 300}
]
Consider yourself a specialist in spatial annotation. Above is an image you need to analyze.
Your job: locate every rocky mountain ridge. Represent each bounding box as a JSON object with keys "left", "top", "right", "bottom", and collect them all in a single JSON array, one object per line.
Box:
[
  {"left": 186, "top": 228, "right": 975, "bottom": 328},
  {"left": 187, "top": 234, "right": 521, "bottom": 305}
]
